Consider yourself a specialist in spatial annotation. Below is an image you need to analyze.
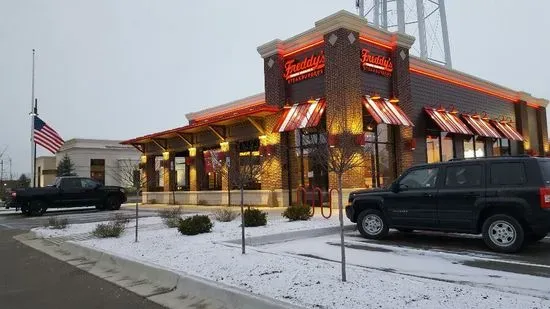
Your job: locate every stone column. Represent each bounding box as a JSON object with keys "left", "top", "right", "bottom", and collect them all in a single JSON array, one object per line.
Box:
[
  {"left": 514, "top": 100, "right": 529, "bottom": 154},
  {"left": 324, "top": 28, "right": 363, "bottom": 190},
  {"left": 144, "top": 155, "right": 155, "bottom": 192},
  {"left": 391, "top": 33, "right": 417, "bottom": 172},
  {"left": 163, "top": 152, "right": 174, "bottom": 192},
  {"left": 537, "top": 107, "right": 548, "bottom": 155}
]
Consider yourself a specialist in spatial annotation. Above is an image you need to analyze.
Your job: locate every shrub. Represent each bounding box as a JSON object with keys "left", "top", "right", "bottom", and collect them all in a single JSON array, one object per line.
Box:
[
  {"left": 46, "top": 217, "right": 69, "bottom": 229},
  {"left": 111, "top": 213, "right": 131, "bottom": 225},
  {"left": 158, "top": 207, "right": 183, "bottom": 228},
  {"left": 212, "top": 208, "right": 239, "bottom": 222},
  {"left": 92, "top": 222, "right": 125, "bottom": 238},
  {"left": 244, "top": 208, "right": 267, "bottom": 227},
  {"left": 282, "top": 204, "right": 312, "bottom": 221},
  {"left": 93, "top": 214, "right": 129, "bottom": 238},
  {"left": 177, "top": 215, "right": 213, "bottom": 235}
]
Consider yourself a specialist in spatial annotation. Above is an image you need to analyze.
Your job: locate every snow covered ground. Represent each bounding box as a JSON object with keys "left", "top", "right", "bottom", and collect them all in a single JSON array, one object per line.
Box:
[
  {"left": 265, "top": 234, "right": 550, "bottom": 299},
  {"left": 32, "top": 213, "right": 546, "bottom": 309},
  {"left": 32, "top": 216, "right": 163, "bottom": 238}
]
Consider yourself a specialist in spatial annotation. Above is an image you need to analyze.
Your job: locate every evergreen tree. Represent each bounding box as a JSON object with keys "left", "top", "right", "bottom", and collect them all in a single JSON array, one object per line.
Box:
[
  {"left": 17, "top": 174, "right": 30, "bottom": 188},
  {"left": 57, "top": 154, "right": 76, "bottom": 176}
]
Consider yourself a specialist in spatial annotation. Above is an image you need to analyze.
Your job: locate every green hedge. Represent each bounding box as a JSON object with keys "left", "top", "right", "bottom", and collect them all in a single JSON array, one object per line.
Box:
[
  {"left": 244, "top": 208, "right": 267, "bottom": 227},
  {"left": 282, "top": 204, "right": 312, "bottom": 221},
  {"left": 178, "top": 215, "right": 213, "bottom": 235}
]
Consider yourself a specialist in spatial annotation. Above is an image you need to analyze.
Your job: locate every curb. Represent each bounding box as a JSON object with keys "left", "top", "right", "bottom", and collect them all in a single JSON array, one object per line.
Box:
[
  {"left": 15, "top": 232, "right": 305, "bottom": 309},
  {"left": 225, "top": 224, "right": 356, "bottom": 246}
]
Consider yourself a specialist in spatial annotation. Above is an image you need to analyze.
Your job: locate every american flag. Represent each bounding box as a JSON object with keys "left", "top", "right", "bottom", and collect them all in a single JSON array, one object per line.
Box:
[{"left": 34, "top": 116, "right": 64, "bottom": 154}]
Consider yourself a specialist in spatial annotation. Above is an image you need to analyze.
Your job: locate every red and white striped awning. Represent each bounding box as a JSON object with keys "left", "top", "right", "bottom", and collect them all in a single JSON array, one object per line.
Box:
[
  {"left": 424, "top": 107, "right": 473, "bottom": 135},
  {"left": 272, "top": 98, "right": 326, "bottom": 132},
  {"left": 462, "top": 115, "right": 503, "bottom": 138},
  {"left": 362, "top": 96, "right": 414, "bottom": 126},
  {"left": 491, "top": 120, "right": 524, "bottom": 141}
]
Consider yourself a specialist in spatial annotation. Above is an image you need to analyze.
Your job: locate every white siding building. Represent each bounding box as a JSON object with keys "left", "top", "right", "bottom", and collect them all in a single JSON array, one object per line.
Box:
[{"left": 56, "top": 139, "right": 140, "bottom": 187}]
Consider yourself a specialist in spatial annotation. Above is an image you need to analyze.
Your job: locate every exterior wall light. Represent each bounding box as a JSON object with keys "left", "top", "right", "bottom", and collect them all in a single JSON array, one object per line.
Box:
[
  {"left": 371, "top": 93, "right": 381, "bottom": 100},
  {"left": 220, "top": 141, "right": 229, "bottom": 152},
  {"left": 189, "top": 147, "right": 196, "bottom": 157},
  {"left": 388, "top": 97, "right": 399, "bottom": 103},
  {"left": 140, "top": 155, "right": 147, "bottom": 163},
  {"left": 162, "top": 151, "right": 170, "bottom": 160}
]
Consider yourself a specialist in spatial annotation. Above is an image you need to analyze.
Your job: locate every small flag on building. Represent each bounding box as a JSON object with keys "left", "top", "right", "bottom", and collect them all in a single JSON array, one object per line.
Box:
[{"left": 34, "top": 116, "right": 64, "bottom": 154}]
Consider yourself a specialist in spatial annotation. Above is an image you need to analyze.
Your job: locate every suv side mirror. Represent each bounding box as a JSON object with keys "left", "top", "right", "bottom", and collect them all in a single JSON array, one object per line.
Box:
[{"left": 392, "top": 183, "right": 408, "bottom": 192}]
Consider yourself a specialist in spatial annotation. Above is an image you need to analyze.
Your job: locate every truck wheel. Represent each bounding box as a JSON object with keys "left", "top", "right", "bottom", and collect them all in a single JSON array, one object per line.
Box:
[
  {"left": 357, "top": 209, "right": 389, "bottom": 240},
  {"left": 21, "top": 207, "right": 30, "bottom": 216},
  {"left": 29, "top": 200, "right": 47, "bottom": 216},
  {"left": 482, "top": 214, "right": 525, "bottom": 253},
  {"left": 105, "top": 196, "right": 121, "bottom": 211}
]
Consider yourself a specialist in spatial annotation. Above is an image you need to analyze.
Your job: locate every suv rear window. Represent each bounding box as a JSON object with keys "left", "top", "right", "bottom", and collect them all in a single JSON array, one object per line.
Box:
[
  {"left": 490, "top": 162, "right": 526, "bottom": 185},
  {"left": 538, "top": 160, "right": 550, "bottom": 185}
]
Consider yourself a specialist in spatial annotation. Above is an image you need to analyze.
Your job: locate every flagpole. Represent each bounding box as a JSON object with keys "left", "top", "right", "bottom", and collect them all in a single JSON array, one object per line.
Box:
[{"left": 30, "top": 49, "right": 36, "bottom": 187}]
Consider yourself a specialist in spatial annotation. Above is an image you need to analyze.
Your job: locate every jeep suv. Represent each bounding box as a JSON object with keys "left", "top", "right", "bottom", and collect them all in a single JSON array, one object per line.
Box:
[{"left": 345, "top": 156, "right": 550, "bottom": 253}]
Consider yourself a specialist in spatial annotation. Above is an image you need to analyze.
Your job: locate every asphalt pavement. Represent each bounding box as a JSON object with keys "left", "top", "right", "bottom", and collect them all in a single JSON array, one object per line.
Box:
[{"left": 0, "top": 226, "right": 166, "bottom": 309}]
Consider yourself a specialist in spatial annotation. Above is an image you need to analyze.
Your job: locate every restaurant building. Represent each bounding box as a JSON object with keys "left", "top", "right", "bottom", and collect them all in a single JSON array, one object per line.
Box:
[{"left": 122, "top": 10, "right": 548, "bottom": 207}]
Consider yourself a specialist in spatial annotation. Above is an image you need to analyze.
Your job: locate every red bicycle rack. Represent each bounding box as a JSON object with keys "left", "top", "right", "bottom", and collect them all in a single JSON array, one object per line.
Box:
[{"left": 325, "top": 188, "right": 339, "bottom": 219}]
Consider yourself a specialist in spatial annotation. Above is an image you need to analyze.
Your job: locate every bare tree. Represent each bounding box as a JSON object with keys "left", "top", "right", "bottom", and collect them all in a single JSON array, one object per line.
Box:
[
  {"left": 110, "top": 158, "right": 168, "bottom": 242},
  {"left": 208, "top": 140, "right": 271, "bottom": 254},
  {"left": 308, "top": 119, "right": 374, "bottom": 282}
]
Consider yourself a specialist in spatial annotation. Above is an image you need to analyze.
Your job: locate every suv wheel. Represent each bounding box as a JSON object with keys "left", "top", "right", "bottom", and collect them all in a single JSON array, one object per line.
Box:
[
  {"left": 357, "top": 209, "right": 389, "bottom": 239},
  {"left": 482, "top": 214, "right": 525, "bottom": 253},
  {"left": 105, "top": 196, "right": 121, "bottom": 211}
]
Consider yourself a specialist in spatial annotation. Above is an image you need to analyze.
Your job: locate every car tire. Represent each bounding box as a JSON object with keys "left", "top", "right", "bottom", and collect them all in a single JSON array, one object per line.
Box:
[
  {"left": 105, "top": 196, "right": 121, "bottom": 211},
  {"left": 357, "top": 209, "right": 389, "bottom": 240},
  {"left": 397, "top": 228, "right": 414, "bottom": 233},
  {"left": 482, "top": 214, "right": 525, "bottom": 253},
  {"left": 29, "top": 200, "right": 47, "bottom": 217},
  {"left": 21, "top": 207, "right": 30, "bottom": 216}
]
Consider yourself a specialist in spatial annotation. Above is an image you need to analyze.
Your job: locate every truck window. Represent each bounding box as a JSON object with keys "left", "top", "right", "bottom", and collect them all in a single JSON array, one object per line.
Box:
[
  {"left": 81, "top": 178, "right": 98, "bottom": 189},
  {"left": 61, "top": 178, "right": 82, "bottom": 189},
  {"left": 490, "top": 162, "right": 526, "bottom": 185}
]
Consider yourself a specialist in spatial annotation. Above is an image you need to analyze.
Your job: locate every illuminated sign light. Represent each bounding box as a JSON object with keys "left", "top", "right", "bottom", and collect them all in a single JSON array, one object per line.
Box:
[
  {"left": 283, "top": 51, "right": 325, "bottom": 84},
  {"left": 361, "top": 48, "right": 393, "bottom": 77}
]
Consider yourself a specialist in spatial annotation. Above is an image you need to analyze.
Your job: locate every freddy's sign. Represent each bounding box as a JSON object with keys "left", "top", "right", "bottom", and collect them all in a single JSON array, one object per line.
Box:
[
  {"left": 283, "top": 51, "right": 325, "bottom": 84},
  {"left": 361, "top": 48, "right": 393, "bottom": 77}
]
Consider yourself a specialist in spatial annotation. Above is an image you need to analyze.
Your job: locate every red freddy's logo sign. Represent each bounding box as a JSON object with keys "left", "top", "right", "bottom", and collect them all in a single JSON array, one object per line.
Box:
[
  {"left": 283, "top": 51, "right": 325, "bottom": 84},
  {"left": 361, "top": 48, "right": 393, "bottom": 77}
]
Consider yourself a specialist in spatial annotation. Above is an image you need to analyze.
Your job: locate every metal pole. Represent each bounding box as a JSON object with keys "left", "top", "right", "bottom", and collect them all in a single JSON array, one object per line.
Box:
[
  {"left": 438, "top": 0, "right": 453, "bottom": 68},
  {"left": 374, "top": 0, "right": 380, "bottom": 27},
  {"left": 381, "top": 0, "right": 388, "bottom": 29},
  {"left": 30, "top": 49, "right": 36, "bottom": 187},
  {"left": 135, "top": 189, "right": 139, "bottom": 242},
  {"left": 357, "top": 0, "right": 365, "bottom": 18},
  {"left": 240, "top": 185, "right": 245, "bottom": 254},
  {"left": 396, "top": 0, "right": 406, "bottom": 33},
  {"left": 416, "top": 0, "right": 428, "bottom": 59},
  {"left": 33, "top": 99, "right": 38, "bottom": 188}
]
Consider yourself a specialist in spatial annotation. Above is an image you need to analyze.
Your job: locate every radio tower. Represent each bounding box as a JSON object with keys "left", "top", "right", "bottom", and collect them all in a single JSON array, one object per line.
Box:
[{"left": 356, "top": 0, "right": 452, "bottom": 68}]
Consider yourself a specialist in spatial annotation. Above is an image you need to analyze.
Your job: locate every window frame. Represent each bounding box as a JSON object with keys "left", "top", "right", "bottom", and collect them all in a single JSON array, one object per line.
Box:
[{"left": 425, "top": 130, "right": 455, "bottom": 163}]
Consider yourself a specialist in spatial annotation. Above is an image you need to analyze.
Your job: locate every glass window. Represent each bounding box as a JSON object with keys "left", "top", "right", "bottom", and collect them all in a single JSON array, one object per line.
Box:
[
  {"left": 475, "top": 137, "right": 485, "bottom": 158},
  {"left": 441, "top": 132, "right": 454, "bottom": 161},
  {"left": 539, "top": 160, "right": 550, "bottom": 185},
  {"left": 90, "top": 159, "right": 106, "bottom": 184},
  {"left": 490, "top": 163, "right": 526, "bottom": 185},
  {"left": 175, "top": 157, "right": 188, "bottom": 190},
  {"left": 501, "top": 139, "right": 510, "bottom": 156},
  {"left": 81, "top": 178, "right": 98, "bottom": 189},
  {"left": 155, "top": 157, "right": 164, "bottom": 187},
  {"left": 62, "top": 178, "right": 82, "bottom": 189},
  {"left": 492, "top": 140, "right": 501, "bottom": 156},
  {"left": 445, "top": 165, "right": 482, "bottom": 187},
  {"left": 399, "top": 167, "right": 439, "bottom": 189},
  {"left": 426, "top": 134, "right": 440, "bottom": 163},
  {"left": 464, "top": 137, "right": 475, "bottom": 158}
]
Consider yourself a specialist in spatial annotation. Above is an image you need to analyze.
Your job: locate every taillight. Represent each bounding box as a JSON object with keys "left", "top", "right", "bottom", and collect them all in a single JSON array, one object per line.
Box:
[
  {"left": 10, "top": 192, "right": 16, "bottom": 198},
  {"left": 540, "top": 188, "right": 550, "bottom": 208}
]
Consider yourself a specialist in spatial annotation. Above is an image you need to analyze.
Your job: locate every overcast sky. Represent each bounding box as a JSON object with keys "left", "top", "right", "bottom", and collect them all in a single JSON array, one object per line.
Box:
[{"left": 1, "top": 0, "right": 549, "bottom": 175}]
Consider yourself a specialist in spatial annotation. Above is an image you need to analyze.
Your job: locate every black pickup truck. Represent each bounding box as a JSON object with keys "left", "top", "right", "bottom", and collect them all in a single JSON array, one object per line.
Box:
[
  {"left": 346, "top": 156, "right": 550, "bottom": 253},
  {"left": 7, "top": 176, "right": 127, "bottom": 216}
]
